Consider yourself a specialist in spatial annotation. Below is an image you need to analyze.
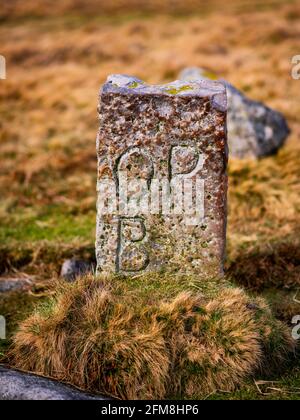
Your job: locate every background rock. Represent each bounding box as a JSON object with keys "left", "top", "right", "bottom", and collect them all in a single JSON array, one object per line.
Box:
[
  {"left": 0, "top": 366, "right": 108, "bottom": 400},
  {"left": 0, "top": 278, "right": 32, "bottom": 294},
  {"left": 179, "top": 67, "right": 290, "bottom": 159},
  {"left": 60, "top": 259, "right": 94, "bottom": 282}
]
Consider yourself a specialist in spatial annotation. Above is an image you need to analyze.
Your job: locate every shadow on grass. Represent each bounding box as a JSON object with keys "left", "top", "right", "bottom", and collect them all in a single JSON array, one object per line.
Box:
[
  {"left": 227, "top": 240, "right": 300, "bottom": 292},
  {"left": 0, "top": 242, "right": 96, "bottom": 276}
]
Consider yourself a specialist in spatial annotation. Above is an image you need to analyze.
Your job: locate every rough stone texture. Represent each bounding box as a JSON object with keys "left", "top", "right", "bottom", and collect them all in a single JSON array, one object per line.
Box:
[
  {"left": 0, "top": 366, "right": 108, "bottom": 400},
  {"left": 60, "top": 259, "right": 94, "bottom": 282},
  {"left": 96, "top": 75, "right": 228, "bottom": 278},
  {"left": 0, "top": 316, "right": 5, "bottom": 340},
  {"left": 0, "top": 277, "right": 31, "bottom": 293},
  {"left": 180, "top": 67, "right": 290, "bottom": 159}
]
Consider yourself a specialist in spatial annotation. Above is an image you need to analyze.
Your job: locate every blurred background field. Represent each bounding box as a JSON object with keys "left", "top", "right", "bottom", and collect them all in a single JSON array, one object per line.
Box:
[{"left": 0, "top": 0, "right": 300, "bottom": 399}]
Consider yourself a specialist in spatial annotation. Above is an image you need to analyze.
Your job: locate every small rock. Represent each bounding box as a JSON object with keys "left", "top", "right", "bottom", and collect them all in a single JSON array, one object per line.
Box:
[
  {"left": 246, "top": 303, "right": 259, "bottom": 311},
  {"left": 0, "top": 278, "right": 32, "bottom": 294},
  {"left": 179, "top": 67, "right": 290, "bottom": 159},
  {"left": 60, "top": 259, "right": 94, "bottom": 282},
  {"left": 0, "top": 366, "right": 108, "bottom": 400}
]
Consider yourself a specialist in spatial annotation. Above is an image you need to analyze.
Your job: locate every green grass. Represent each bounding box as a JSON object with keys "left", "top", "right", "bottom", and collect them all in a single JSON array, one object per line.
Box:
[
  {"left": 0, "top": 206, "right": 95, "bottom": 243},
  {"left": 207, "top": 366, "right": 300, "bottom": 400},
  {"left": 0, "top": 291, "right": 44, "bottom": 360}
]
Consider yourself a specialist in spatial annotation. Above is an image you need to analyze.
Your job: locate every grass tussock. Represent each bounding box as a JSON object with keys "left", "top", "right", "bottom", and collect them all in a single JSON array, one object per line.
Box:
[
  {"left": 10, "top": 274, "right": 295, "bottom": 399},
  {"left": 1, "top": 0, "right": 300, "bottom": 292}
]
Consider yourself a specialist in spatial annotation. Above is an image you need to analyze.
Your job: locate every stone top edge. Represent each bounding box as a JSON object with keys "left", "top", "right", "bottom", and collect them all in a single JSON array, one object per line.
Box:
[{"left": 101, "top": 74, "right": 226, "bottom": 99}]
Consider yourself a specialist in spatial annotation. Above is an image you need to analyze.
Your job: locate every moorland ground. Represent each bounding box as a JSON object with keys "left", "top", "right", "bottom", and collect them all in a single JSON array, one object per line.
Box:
[{"left": 0, "top": 0, "right": 300, "bottom": 399}]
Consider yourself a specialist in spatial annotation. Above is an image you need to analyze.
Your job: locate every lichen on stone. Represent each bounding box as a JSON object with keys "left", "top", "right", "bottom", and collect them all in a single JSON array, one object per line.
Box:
[
  {"left": 165, "top": 85, "right": 193, "bottom": 95},
  {"left": 128, "top": 81, "right": 140, "bottom": 89}
]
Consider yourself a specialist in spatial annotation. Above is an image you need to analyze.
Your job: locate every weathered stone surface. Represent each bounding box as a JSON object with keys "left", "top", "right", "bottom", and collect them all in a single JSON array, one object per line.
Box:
[
  {"left": 0, "top": 278, "right": 31, "bottom": 293},
  {"left": 60, "top": 259, "right": 94, "bottom": 282},
  {"left": 0, "top": 366, "right": 108, "bottom": 400},
  {"left": 180, "top": 67, "right": 290, "bottom": 159},
  {"left": 96, "top": 74, "right": 228, "bottom": 278}
]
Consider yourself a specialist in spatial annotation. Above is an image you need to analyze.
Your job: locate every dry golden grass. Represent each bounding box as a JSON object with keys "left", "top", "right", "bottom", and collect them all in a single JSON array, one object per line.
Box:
[
  {"left": 227, "top": 143, "right": 300, "bottom": 290},
  {"left": 0, "top": 1, "right": 299, "bottom": 260},
  {"left": 2, "top": 0, "right": 296, "bottom": 19},
  {"left": 10, "top": 274, "right": 295, "bottom": 399},
  {"left": 1, "top": 2, "right": 299, "bottom": 209}
]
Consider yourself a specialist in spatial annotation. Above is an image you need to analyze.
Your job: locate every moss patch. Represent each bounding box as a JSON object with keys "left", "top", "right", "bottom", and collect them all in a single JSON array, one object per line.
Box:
[{"left": 0, "top": 206, "right": 95, "bottom": 244}]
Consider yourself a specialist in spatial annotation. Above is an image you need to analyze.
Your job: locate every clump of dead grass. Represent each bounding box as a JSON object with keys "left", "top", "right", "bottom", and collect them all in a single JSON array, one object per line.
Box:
[{"left": 10, "top": 274, "right": 295, "bottom": 399}]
